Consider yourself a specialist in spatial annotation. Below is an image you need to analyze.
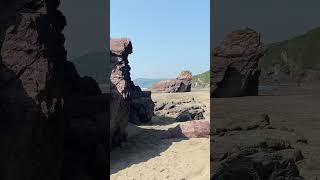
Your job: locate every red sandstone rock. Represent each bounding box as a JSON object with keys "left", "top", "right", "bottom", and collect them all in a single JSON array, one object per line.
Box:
[
  {"left": 151, "top": 71, "right": 192, "bottom": 93},
  {"left": 167, "top": 120, "right": 210, "bottom": 138}
]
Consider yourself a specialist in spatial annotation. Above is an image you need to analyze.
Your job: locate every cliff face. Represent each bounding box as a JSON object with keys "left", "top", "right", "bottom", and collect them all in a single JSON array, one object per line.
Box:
[
  {"left": 259, "top": 27, "right": 320, "bottom": 85},
  {"left": 1, "top": 1, "right": 107, "bottom": 180},
  {"left": 211, "top": 29, "right": 264, "bottom": 98},
  {"left": 0, "top": 1, "right": 66, "bottom": 179}
]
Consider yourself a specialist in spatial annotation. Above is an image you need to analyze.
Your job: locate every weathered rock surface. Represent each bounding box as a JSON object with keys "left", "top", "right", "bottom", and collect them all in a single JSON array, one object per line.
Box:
[
  {"left": 211, "top": 114, "right": 306, "bottom": 180},
  {"left": 211, "top": 28, "right": 264, "bottom": 98},
  {"left": 110, "top": 38, "right": 133, "bottom": 147},
  {"left": 1, "top": 2, "right": 107, "bottom": 180},
  {"left": 129, "top": 84, "right": 155, "bottom": 125},
  {"left": 154, "top": 97, "right": 206, "bottom": 122},
  {"left": 0, "top": 1, "right": 66, "bottom": 180},
  {"left": 151, "top": 70, "right": 192, "bottom": 93}
]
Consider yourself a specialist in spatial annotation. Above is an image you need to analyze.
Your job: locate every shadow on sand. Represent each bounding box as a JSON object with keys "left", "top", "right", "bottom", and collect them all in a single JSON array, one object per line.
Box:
[{"left": 110, "top": 115, "right": 188, "bottom": 175}]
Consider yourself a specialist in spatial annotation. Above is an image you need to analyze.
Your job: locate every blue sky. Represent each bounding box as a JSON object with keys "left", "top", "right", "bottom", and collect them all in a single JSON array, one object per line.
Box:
[{"left": 111, "top": 0, "right": 210, "bottom": 80}]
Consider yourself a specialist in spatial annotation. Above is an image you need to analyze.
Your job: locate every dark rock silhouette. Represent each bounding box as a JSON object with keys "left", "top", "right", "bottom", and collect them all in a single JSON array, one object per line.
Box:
[
  {"left": 151, "top": 70, "right": 192, "bottom": 93},
  {"left": 129, "top": 85, "right": 155, "bottom": 125},
  {"left": 61, "top": 60, "right": 107, "bottom": 180},
  {"left": 1, "top": 1, "right": 107, "bottom": 180},
  {"left": 0, "top": 1, "right": 66, "bottom": 179},
  {"left": 211, "top": 28, "right": 264, "bottom": 98}
]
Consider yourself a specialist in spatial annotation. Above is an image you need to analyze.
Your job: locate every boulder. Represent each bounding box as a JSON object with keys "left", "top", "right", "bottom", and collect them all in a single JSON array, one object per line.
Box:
[
  {"left": 151, "top": 70, "right": 192, "bottom": 93},
  {"left": 166, "top": 120, "right": 210, "bottom": 138},
  {"left": 0, "top": 1, "right": 66, "bottom": 179},
  {"left": 129, "top": 89, "right": 155, "bottom": 125},
  {"left": 154, "top": 98, "right": 206, "bottom": 122},
  {"left": 211, "top": 28, "right": 264, "bottom": 98}
]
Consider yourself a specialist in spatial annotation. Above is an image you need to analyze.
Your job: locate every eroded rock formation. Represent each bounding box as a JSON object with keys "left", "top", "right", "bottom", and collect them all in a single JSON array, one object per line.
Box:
[
  {"left": 0, "top": 1, "right": 66, "bottom": 179},
  {"left": 110, "top": 38, "right": 133, "bottom": 146},
  {"left": 110, "top": 38, "right": 156, "bottom": 142},
  {"left": 211, "top": 28, "right": 264, "bottom": 98},
  {"left": 151, "top": 70, "right": 192, "bottom": 93}
]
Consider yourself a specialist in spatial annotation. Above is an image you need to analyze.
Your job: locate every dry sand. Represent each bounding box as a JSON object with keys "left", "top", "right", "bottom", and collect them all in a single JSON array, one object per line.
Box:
[{"left": 110, "top": 90, "right": 210, "bottom": 180}]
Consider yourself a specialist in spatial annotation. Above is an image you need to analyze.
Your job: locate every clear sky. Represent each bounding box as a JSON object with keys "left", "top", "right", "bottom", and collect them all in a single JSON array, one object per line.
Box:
[
  {"left": 212, "top": 0, "right": 320, "bottom": 47},
  {"left": 111, "top": 0, "right": 210, "bottom": 80}
]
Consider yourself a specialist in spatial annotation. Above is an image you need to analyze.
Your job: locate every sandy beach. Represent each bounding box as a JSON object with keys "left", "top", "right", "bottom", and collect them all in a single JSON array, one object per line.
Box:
[{"left": 110, "top": 90, "right": 210, "bottom": 180}]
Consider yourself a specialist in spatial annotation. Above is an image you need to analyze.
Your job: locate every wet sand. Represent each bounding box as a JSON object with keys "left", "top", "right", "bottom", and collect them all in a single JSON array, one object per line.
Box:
[{"left": 212, "top": 84, "right": 320, "bottom": 179}]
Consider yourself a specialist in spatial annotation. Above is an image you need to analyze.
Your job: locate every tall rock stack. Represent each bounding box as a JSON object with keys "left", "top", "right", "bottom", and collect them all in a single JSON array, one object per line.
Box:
[
  {"left": 151, "top": 70, "right": 193, "bottom": 93},
  {"left": 110, "top": 38, "right": 133, "bottom": 147},
  {"left": 0, "top": 1, "right": 66, "bottom": 180},
  {"left": 211, "top": 28, "right": 264, "bottom": 98}
]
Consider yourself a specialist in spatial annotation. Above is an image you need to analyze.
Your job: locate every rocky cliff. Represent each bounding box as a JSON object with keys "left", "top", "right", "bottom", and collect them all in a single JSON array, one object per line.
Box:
[
  {"left": 0, "top": 1, "right": 66, "bottom": 179},
  {"left": 211, "top": 28, "right": 264, "bottom": 98},
  {"left": 0, "top": 1, "right": 107, "bottom": 180},
  {"left": 192, "top": 70, "right": 209, "bottom": 88},
  {"left": 259, "top": 27, "right": 320, "bottom": 85}
]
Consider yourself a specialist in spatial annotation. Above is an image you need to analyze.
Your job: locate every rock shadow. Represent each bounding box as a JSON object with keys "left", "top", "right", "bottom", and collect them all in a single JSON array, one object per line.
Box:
[
  {"left": 0, "top": 18, "right": 64, "bottom": 180},
  {"left": 110, "top": 117, "right": 189, "bottom": 175}
]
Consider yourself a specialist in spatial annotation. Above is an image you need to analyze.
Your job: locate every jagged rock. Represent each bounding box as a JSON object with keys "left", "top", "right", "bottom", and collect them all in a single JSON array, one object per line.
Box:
[
  {"left": 63, "top": 61, "right": 102, "bottom": 96},
  {"left": 110, "top": 38, "right": 133, "bottom": 147},
  {"left": 176, "top": 112, "right": 193, "bottom": 122},
  {"left": 211, "top": 114, "right": 306, "bottom": 180},
  {"left": 0, "top": 1, "right": 66, "bottom": 179},
  {"left": 154, "top": 98, "right": 206, "bottom": 122},
  {"left": 151, "top": 70, "right": 192, "bottom": 93},
  {"left": 211, "top": 28, "right": 264, "bottom": 98},
  {"left": 129, "top": 89, "right": 155, "bottom": 125},
  {"left": 176, "top": 110, "right": 204, "bottom": 122}
]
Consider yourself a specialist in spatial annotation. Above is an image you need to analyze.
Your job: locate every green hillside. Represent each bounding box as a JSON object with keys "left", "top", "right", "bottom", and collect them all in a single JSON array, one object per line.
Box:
[
  {"left": 259, "top": 27, "right": 320, "bottom": 82},
  {"left": 192, "top": 70, "right": 210, "bottom": 87}
]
